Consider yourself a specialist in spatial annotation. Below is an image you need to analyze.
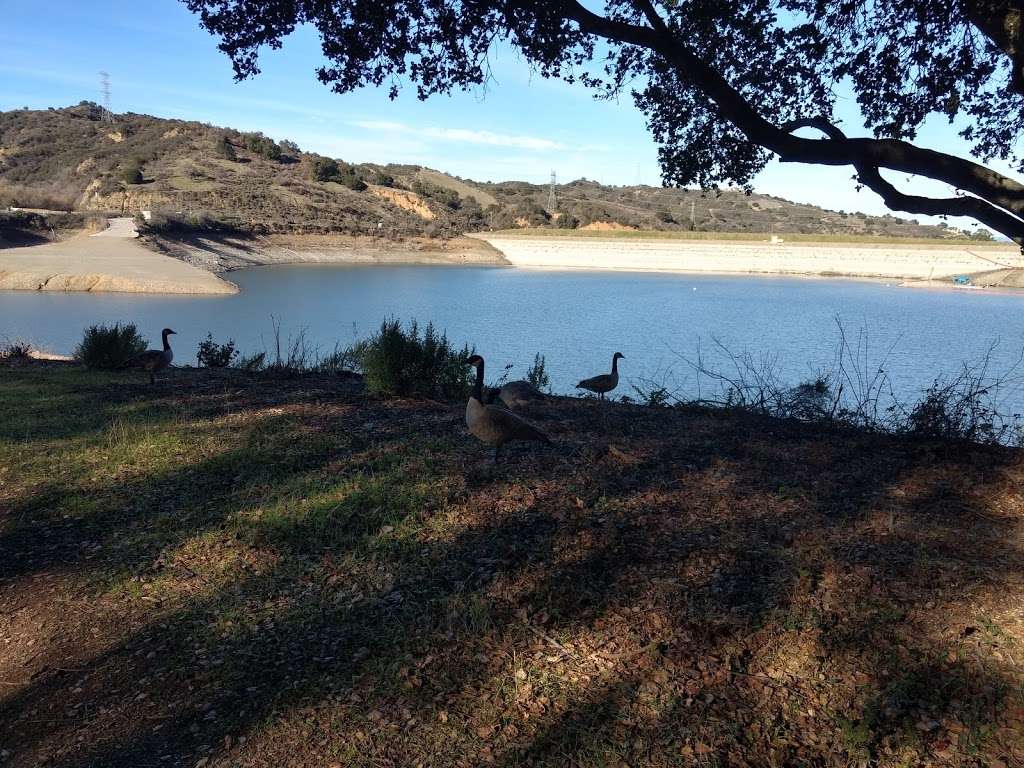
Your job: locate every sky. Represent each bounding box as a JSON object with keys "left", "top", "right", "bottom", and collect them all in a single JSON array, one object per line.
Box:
[{"left": 0, "top": 0, "right": 1019, "bottom": 233}]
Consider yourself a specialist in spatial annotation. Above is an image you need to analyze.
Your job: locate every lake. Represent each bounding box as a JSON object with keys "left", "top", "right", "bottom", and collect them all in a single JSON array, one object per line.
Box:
[{"left": 3, "top": 264, "right": 1024, "bottom": 413}]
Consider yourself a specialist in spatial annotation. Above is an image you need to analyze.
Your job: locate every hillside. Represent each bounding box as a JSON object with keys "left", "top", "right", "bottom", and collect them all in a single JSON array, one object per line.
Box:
[{"left": 0, "top": 103, "right": 983, "bottom": 241}]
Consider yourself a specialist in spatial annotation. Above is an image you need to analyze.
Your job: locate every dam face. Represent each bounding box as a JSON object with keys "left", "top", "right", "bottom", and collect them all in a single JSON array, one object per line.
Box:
[{"left": 477, "top": 235, "right": 1024, "bottom": 280}]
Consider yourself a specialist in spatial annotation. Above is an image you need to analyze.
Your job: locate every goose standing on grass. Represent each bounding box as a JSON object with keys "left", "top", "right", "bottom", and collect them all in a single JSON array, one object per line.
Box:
[
  {"left": 576, "top": 352, "right": 624, "bottom": 400},
  {"left": 129, "top": 328, "right": 176, "bottom": 384},
  {"left": 465, "top": 355, "right": 551, "bottom": 463}
]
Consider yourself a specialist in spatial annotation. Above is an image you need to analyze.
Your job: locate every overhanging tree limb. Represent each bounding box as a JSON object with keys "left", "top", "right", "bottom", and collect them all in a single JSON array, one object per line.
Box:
[
  {"left": 783, "top": 117, "right": 1024, "bottom": 243},
  {"left": 558, "top": 0, "right": 1024, "bottom": 244}
]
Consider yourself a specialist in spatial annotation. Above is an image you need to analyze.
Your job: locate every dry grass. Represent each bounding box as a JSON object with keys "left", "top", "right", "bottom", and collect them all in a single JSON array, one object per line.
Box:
[{"left": 1, "top": 363, "right": 1023, "bottom": 767}]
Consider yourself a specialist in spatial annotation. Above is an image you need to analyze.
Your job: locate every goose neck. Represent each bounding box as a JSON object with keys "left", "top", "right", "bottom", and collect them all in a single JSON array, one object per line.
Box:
[{"left": 472, "top": 360, "right": 484, "bottom": 401}]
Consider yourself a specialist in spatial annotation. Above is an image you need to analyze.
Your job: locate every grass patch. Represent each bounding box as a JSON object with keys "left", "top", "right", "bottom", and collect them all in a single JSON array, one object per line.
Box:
[{"left": 1, "top": 363, "right": 1023, "bottom": 767}]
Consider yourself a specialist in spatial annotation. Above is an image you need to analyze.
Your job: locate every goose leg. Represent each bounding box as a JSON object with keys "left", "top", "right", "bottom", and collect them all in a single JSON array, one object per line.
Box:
[{"left": 493, "top": 444, "right": 502, "bottom": 464}]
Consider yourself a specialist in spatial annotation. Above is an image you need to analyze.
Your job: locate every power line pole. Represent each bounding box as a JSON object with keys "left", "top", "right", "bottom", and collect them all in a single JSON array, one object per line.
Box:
[
  {"left": 99, "top": 71, "right": 113, "bottom": 123},
  {"left": 689, "top": 199, "right": 696, "bottom": 230},
  {"left": 547, "top": 170, "right": 557, "bottom": 213}
]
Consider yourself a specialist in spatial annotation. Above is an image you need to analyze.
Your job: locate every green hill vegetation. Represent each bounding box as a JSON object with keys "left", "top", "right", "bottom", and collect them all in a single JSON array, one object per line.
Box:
[{"left": 0, "top": 103, "right": 988, "bottom": 242}]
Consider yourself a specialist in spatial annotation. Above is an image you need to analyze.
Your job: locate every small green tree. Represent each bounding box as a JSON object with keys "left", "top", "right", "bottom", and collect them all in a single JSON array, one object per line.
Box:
[
  {"left": 197, "top": 333, "right": 239, "bottom": 368},
  {"left": 525, "top": 353, "right": 550, "bottom": 392},
  {"left": 309, "top": 155, "right": 340, "bottom": 182}
]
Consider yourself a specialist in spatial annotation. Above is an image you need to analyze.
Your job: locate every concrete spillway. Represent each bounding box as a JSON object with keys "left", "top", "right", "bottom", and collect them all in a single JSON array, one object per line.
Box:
[{"left": 476, "top": 235, "right": 1024, "bottom": 281}]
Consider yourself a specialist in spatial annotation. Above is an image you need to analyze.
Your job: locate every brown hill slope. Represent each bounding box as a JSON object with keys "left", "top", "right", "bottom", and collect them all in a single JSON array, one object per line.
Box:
[{"left": 0, "top": 103, "right": 984, "bottom": 241}]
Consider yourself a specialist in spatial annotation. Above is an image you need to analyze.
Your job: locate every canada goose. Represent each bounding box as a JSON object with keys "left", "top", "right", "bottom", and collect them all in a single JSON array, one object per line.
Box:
[
  {"left": 465, "top": 355, "right": 551, "bottom": 463},
  {"left": 576, "top": 352, "right": 624, "bottom": 400},
  {"left": 129, "top": 328, "right": 176, "bottom": 384},
  {"left": 494, "top": 380, "right": 546, "bottom": 410}
]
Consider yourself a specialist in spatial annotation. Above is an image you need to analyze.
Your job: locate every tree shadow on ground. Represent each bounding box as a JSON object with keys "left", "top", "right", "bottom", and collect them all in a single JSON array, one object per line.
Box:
[{"left": 2, "top": 384, "right": 1023, "bottom": 767}]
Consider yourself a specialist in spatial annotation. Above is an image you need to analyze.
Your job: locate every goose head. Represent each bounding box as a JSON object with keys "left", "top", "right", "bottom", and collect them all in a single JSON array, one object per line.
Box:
[
  {"left": 162, "top": 328, "right": 177, "bottom": 337},
  {"left": 613, "top": 352, "right": 625, "bottom": 361},
  {"left": 464, "top": 354, "right": 484, "bottom": 369}
]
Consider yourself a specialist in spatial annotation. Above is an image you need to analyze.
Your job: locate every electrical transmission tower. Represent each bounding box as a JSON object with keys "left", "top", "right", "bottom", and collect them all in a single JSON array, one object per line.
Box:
[
  {"left": 99, "top": 71, "right": 113, "bottom": 123},
  {"left": 547, "top": 170, "right": 557, "bottom": 212}
]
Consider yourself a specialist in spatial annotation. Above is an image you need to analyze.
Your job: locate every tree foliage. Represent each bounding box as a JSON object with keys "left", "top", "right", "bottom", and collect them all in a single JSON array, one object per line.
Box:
[
  {"left": 121, "top": 158, "right": 143, "bottom": 185},
  {"left": 244, "top": 132, "right": 282, "bottom": 161},
  {"left": 307, "top": 155, "right": 368, "bottom": 190},
  {"left": 214, "top": 133, "right": 237, "bottom": 160},
  {"left": 183, "top": 1, "right": 1024, "bottom": 244}
]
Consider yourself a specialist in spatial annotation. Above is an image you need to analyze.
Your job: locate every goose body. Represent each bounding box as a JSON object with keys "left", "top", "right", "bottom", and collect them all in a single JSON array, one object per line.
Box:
[
  {"left": 129, "top": 328, "right": 176, "bottom": 384},
  {"left": 495, "top": 380, "right": 546, "bottom": 409},
  {"left": 576, "top": 352, "right": 624, "bottom": 399},
  {"left": 465, "top": 356, "right": 550, "bottom": 462}
]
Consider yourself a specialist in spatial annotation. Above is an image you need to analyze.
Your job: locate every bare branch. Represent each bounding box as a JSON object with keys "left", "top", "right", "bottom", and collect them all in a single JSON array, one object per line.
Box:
[{"left": 780, "top": 116, "right": 847, "bottom": 141}]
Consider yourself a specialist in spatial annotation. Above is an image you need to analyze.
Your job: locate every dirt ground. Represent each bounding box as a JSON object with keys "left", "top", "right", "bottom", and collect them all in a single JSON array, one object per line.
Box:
[{"left": 1, "top": 364, "right": 1023, "bottom": 767}]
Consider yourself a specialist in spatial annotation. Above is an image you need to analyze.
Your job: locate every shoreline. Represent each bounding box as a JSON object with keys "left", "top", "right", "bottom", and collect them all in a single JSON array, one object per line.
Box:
[
  {"left": 144, "top": 232, "right": 510, "bottom": 275},
  {"left": 2, "top": 223, "right": 1022, "bottom": 294},
  {"left": 0, "top": 221, "right": 237, "bottom": 295}
]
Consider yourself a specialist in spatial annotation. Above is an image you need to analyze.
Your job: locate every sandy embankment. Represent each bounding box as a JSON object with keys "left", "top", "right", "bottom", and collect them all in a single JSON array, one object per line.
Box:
[
  {"left": 0, "top": 218, "right": 237, "bottom": 295},
  {"left": 147, "top": 232, "right": 509, "bottom": 273},
  {"left": 476, "top": 234, "right": 1024, "bottom": 281}
]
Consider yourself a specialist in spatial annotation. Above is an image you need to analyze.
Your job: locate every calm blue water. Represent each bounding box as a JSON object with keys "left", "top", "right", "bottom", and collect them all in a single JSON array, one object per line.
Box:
[{"left": 3, "top": 264, "right": 1024, "bottom": 410}]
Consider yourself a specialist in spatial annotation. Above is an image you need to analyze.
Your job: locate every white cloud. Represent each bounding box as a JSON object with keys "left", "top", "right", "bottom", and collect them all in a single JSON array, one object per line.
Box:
[{"left": 352, "top": 119, "right": 565, "bottom": 150}]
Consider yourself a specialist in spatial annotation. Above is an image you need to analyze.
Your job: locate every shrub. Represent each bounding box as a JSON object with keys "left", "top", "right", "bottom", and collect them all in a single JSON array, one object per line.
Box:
[
  {"left": 121, "top": 160, "right": 143, "bottom": 185},
  {"left": 412, "top": 180, "right": 460, "bottom": 209},
  {"left": 244, "top": 132, "right": 281, "bottom": 161},
  {"left": 355, "top": 318, "right": 472, "bottom": 399},
  {"left": 308, "top": 156, "right": 367, "bottom": 190},
  {"left": 236, "top": 352, "right": 267, "bottom": 372},
  {"left": 197, "top": 333, "right": 239, "bottom": 368},
  {"left": 784, "top": 377, "right": 834, "bottom": 421},
  {"left": 335, "top": 172, "right": 368, "bottom": 192},
  {"left": 631, "top": 383, "right": 672, "bottom": 408},
  {"left": 214, "top": 134, "right": 236, "bottom": 161},
  {"left": 904, "top": 369, "right": 1016, "bottom": 444},
  {"left": 141, "top": 209, "right": 244, "bottom": 235},
  {"left": 315, "top": 344, "right": 362, "bottom": 375},
  {"left": 525, "top": 353, "right": 550, "bottom": 392},
  {"left": 309, "top": 156, "right": 340, "bottom": 182},
  {"left": 74, "top": 323, "right": 147, "bottom": 369},
  {"left": 0, "top": 338, "right": 33, "bottom": 359}
]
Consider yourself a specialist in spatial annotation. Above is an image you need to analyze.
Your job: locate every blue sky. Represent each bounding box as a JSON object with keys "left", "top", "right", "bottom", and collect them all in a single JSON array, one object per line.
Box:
[{"left": 0, "top": 0, "right": 1018, "bottom": 232}]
